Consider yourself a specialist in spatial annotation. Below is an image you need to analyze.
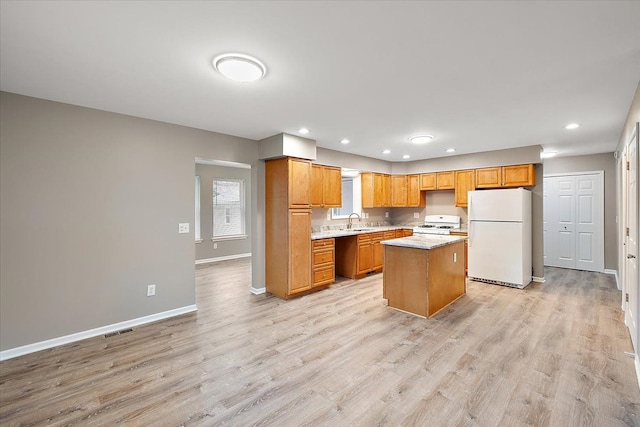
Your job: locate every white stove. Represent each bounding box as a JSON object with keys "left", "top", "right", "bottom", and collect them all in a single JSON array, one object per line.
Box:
[{"left": 413, "top": 215, "right": 461, "bottom": 235}]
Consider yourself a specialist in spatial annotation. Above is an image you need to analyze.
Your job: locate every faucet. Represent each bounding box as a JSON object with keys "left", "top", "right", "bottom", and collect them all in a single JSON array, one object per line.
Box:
[{"left": 347, "top": 212, "right": 361, "bottom": 229}]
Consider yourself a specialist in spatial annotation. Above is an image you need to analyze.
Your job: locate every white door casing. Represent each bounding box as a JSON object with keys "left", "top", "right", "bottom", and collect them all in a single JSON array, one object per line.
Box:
[
  {"left": 624, "top": 123, "right": 638, "bottom": 353},
  {"left": 544, "top": 172, "right": 604, "bottom": 272}
]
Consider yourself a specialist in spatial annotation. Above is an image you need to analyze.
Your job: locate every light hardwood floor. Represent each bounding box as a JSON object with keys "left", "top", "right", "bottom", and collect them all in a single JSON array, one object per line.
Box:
[{"left": 1, "top": 259, "right": 639, "bottom": 426}]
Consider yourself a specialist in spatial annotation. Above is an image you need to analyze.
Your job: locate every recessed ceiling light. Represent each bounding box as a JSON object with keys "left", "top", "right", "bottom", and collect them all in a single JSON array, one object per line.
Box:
[
  {"left": 382, "top": 149, "right": 391, "bottom": 154},
  {"left": 298, "top": 128, "right": 310, "bottom": 134},
  {"left": 541, "top": 151, "right": 558, "bottom": 159},
  {"left": 340, "top": 139, "right": 350, "bottom": 144},
  {"left": 445, "top": 148, "right": 456, "bottom": 153},
  {"left": 213, "top": 53, "right": 266, "bottom": 83},
  {"left": 564, "top": 123, "right": 580, "bottom": 130},
  {"left": 409, "top": 135, "right": 434, "bottom": 144},
  {"left": 402, "top": 154, "right": 411, "bottom": 159}
]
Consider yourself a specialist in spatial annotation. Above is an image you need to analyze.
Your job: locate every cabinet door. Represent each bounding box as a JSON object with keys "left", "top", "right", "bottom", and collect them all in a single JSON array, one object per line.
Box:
[
  {"left": 373, "top": 173, "right": 384, "bottom": 207},
  {"left": 310, "top": 164, "right": 324, "bottom": 207},
  {"left": 382, "top": 174, "right": 391, "bottom": 207},
  {"left": 407, "top": 174, "right": 425, "bottom": 207},
  {"left": 323, "top": 166, "right": 343, "bottom": 207},
  {"left": 455, "top": 170, "right": 475, "bottom": 207},
  {"left": 289, "top": 158, "right": 311, "bottom": 208},
  {"left": 357, "top": 242, "right": 373, "bottom": 275},
  {"left": 361, "top": 172, "right": 374, "bottom": 208},
  {"left": 475, "top": 167, "right": 501, "bottom": 189},
  {"left": 436, "top": 171, "right": 455, "bottom": 190},
  {"left": 420, "top": 173, "right": 437, "bottom": 190},
  {"left": 502, "top": 164, "right": 536, "bottom": 187},
  {"left": 391, "top": 175, "right": 408, "bottom": 207},
  {"left": 403, "top": 229, "right": 413, "bottom": 237},
  {"left": 288, "top": 209, "right": 312, "bottom": 294},
  {"left": 372, "top": 239, "right": 383, "bottom": 270}
]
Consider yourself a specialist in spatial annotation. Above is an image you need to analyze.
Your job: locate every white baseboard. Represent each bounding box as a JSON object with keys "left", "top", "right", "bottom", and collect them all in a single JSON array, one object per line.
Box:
[
  {"left": 532, "top": 276, "right": 545, "bottom": 283},
  {"left": 0, "top": 304, "right": 197, "bottom": 361},
  {"left": 636, "top": 355, "right": 640, "bottom": 394},
  {"left": 195, "top": 253, "right": 251, "bottom": 265},
  {"left": 251, "top": 286, "right": 266, "bottom": 295},
  {"left": 604, "top": 269, "right": 620, "bottom": 290}
]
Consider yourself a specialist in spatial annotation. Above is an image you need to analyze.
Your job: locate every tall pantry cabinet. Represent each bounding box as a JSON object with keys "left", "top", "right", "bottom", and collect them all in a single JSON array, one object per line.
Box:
[{"left": 266, "top": 157, "right": 312, "bottom": 299}]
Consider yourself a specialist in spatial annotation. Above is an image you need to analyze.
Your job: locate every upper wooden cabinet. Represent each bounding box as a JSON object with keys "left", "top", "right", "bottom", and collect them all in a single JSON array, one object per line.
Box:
[
  {"left": 266, "top": 157, "right": 311, "bottom": 208},
  {"left": 436, "top": 171, "right": 455, "bottom": 190},
  {"left": 407, "top": 174, "right": 426, "bottom": 207},
  {"left": 311, "top": 164, "right": 342, "bottom": 208},
  {"left": 420, "top": 173, "right": 437, "bottom": 190},
  {"left": 476, "top": 164, "right": 536, "bottom": 188},
  {"left": 455, "top": 169, "right": 475, "bottom": 207},
  {"left": 391, "top": 175, "right": 408, "bottom": 207},
  {"left": 362, "top": 172, "right": 390, "bottom": 208}
]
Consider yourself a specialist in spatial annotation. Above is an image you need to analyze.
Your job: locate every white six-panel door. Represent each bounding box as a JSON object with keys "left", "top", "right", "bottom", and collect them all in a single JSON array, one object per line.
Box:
[{"left": 543, "top": 172, "right": 604, "bottom": 272}]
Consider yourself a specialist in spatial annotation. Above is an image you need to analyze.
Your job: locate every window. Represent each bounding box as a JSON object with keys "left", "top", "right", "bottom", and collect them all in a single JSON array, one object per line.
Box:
[
  {"left": 332, "top": 173, "right": 362, "bottom": 219},
  {"left": 213, "top": 178, "right": 246, "bottom": 239},
  {"left": 195, "top": 175, "right": 201, "bottom": 242}
]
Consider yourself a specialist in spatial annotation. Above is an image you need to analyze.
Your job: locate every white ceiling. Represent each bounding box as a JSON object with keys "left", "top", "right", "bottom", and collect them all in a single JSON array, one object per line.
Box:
[{"left": 1, "top": 1, "right": 639, "bottom": 161}]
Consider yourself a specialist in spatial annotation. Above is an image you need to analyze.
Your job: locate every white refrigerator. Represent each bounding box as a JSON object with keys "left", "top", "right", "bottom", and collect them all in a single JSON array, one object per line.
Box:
[{"left": 468, "top": 188, "right": 532, "bottom": 289}]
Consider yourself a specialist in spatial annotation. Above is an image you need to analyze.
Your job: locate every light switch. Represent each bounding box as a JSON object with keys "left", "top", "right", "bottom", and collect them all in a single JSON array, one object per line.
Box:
[{"left": 178, "top": 223, "right": 189, "bottom": 233}]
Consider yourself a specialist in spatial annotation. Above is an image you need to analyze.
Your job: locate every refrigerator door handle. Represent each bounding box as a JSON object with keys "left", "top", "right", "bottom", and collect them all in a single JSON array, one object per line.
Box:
[{"left": 468, "top": 221, "right": 472, "bottom": 247}]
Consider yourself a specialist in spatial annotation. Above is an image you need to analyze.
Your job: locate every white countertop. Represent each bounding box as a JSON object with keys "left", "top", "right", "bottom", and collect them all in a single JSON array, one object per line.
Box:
[
  {"left": 381, "top": 234, "right": 467, "bottom": 250},
  {"left": 311, "top": 226, "right": 410, "bottom": 240}
]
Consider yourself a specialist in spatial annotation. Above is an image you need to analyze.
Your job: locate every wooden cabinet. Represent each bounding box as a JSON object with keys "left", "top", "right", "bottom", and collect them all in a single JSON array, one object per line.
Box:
[
  {"left": 265, "top": 157, "right": 313, "bottom": 299},
  {"left": 403, "top": 229, "right": 413, "bottom": 237},
  {"left": 311, "top": 164, "right": 342, "bottom": 208},
  {"left": 502, "top": 164, "right": 536, "bottom": 187},
  {"left": 407, "top": 174, "right": 426, "bottom": 207},
  {"left": 312, "top": 238, "right": 335, "bottom": 287},
  {"left": 371, "top": 232, "right": 385, "bottom": 271},
  {"left": 362, "top": 172, "right": 390, "bottom": 208},
  {"left": 436, "top": 171, "right": 455, "bottom": 190},
  {"left": 357, "top": 234, "right": 373, "bottom": 276},
  {"left": 455, "top": 169, "right": 475, "bottom": 207},
  {"left": 476, "top": 164, "right": 536, "bottom": 188},
  {"left": 420, "top": 173, "right": 437, "bottom": 190},
  {"left": 391, "top": 175, "right": 408, "bottom": 207}
]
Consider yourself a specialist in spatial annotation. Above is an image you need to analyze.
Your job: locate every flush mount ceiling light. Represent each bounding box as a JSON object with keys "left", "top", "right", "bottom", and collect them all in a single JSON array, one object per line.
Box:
[
  {"left": 409, "top": 135, "right": 434, "bottom": 144},
  {"left": 382, "top": 149, "right": 391, "bottom": 154},
  {"left": 213, "top": 53, "right": 266, "bottom": 83},
  {"left": 298, "top": 128, "right": 310, "bottom": 134},
  {"left": 402, "top": 154, "right": 411, "bottom": 159},
  {"left": 340, "top": 139, "right": 350, "bottom": 144},
  {"left": 445, "top": 148, "right": 456, "bottom": 153},
  {"left": 564, "top": 123, "right": 580, "bottom": 130},
  {"left": 541, "top": 151, "right": 558, "bottom": 159}
]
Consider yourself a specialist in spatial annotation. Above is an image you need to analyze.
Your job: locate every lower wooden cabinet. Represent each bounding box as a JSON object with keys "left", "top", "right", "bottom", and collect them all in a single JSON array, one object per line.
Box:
[
  {"left": 312, "top": 238, "right": 335, "bottom": 287},
  {"left": 371, "top": 232, "right": 385, "bottom": 271},
  {"left": 450, "top": 231, "right": 468, "bottom": 276},
  {"left": 356, "top": 234, "right": 373, "bottom": 276}
]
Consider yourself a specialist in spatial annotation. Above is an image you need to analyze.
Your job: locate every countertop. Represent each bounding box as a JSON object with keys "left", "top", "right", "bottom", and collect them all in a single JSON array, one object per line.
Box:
[
  {"left": 311, "top": 225, "right": 410, "bottom": 240},
  {"left": 381, "top": 234, "right": 467, "bottom": 250}
]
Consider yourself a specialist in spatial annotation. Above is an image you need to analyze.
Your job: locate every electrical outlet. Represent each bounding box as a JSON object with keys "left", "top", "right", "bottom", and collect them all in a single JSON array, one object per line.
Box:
[
  {"left": 327, "top": 212, "right": 331, "bottom": 221},
  {"left": 385, "top": 212, "right": 389, "bottom": 218},
  {"left": 178, "top": 223, "right": 189, "bottom": 233},
  {"left": 413, "top": 212, "right": 420, "bottom": 219},
  {"left": 213, "top": 243, "right": 218, "bottom": 249},
  {"left": 147, "top": 284, "right": 156, "bottom": 297}
]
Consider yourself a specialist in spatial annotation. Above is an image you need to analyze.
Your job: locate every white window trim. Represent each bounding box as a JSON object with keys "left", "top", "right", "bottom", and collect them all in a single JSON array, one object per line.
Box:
[{"left": 195, "top": 175, "right": 201, "bottom": 242}]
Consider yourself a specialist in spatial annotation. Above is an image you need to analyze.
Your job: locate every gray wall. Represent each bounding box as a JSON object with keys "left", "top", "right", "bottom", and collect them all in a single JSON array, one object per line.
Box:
[
  {"left": 195, "top": 164, "right": 252, "bottom": 261},
  {"left": 0, "top": 92, "right": 261, "bottom": 351},
  {"left": 543, "top": 153, "right": 617, "bottom": 270}
]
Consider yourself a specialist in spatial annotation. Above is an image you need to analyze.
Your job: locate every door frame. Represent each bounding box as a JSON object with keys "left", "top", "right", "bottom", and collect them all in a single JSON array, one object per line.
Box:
[{"left": 543, "top": 170, "right": 605, "bottom": 273}]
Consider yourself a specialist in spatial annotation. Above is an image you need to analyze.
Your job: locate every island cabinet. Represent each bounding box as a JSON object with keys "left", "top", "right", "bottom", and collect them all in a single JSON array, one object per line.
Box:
[
  {"left": 383, "top": 238, "right": 466, "bottom": 318},
  {"left": 311, "top": 164, "right": 342, "bottom": 208},
  {"left": 420, "top": 173, "right": 437, "bottom": 190},
  {"left": 450, "top": 231, "right": 468, "bottom": 276},
  {"left": 475, "top": 164, "right": 536, "bottom": 188},
  {"left": 362, "top": 172, "right": 390, "bottom": 208},
  {"left": 266, "top": 157, "right": 314, "bottom": 299},
  {"left": 454, "top": 169, "right": 475, "bottom": 207},
  {"left": 312, "top": 238, "right": 335, "bottom": 287},
  {"left": 436, "top": 171, "right": 455, "bottom": 190}
]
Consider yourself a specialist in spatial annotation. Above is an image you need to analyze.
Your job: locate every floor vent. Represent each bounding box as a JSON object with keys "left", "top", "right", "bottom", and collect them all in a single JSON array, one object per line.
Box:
[{"left": 104, "top": 328, "right": 134, "bottom": 338}]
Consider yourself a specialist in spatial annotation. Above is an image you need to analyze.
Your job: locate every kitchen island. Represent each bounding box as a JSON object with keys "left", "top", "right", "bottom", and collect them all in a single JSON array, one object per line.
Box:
[{"left": 382, "top": 234, "right": 467, "bottom": 318}]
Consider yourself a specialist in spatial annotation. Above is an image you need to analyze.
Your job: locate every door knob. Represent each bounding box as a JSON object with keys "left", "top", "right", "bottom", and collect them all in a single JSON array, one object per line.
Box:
[{"left": 628, "top": 254, "right": 637, "bottom": 259}]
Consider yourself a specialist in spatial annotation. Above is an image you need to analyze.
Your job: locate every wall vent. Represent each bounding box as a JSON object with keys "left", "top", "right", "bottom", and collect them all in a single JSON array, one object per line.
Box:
[{"left": 104, "top": 328, "right": 134, "bottom": 338}]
